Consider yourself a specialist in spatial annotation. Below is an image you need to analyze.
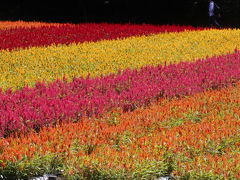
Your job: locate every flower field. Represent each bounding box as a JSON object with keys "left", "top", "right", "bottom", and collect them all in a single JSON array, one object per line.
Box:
[{"left": 0, "top": 21, "right": 239, "bottom": 179}]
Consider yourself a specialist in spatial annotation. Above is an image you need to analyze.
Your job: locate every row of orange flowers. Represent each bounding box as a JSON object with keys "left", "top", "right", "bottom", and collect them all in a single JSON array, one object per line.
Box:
[
  {"left": 0, "top": 20, "right": 61, "bottom": 30},
  {"left": 0, "top": 82, "right": 239, "bottom": 179}
]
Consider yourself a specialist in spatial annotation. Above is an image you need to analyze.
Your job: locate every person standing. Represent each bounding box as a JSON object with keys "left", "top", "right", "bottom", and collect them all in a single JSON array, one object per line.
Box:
[{"left": 209, "top": 0, "right": 221, "bottom": 28}]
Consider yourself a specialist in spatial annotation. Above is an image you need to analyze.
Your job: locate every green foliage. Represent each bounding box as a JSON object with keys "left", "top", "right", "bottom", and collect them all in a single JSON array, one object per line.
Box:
[
  {"left": 106, "top": 111, "right": 121, "bottom": 126},
  {"left": 0, "top": 154, "right": 64, "bottom": 179}
]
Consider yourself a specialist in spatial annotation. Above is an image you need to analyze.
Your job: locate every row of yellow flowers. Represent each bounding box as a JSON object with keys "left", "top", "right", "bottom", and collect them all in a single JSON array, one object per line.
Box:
[{"left": 1, "top": 29, "right": 240, "bottom": 90}]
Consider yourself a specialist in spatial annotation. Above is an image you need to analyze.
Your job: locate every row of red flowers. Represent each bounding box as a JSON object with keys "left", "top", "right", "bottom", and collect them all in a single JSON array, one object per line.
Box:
[
  {"left": 0, "top": 50, "right": 239, "bottom": 137},
  {"left": 0, "top": 23, "right": 204, "bottom": 51}
]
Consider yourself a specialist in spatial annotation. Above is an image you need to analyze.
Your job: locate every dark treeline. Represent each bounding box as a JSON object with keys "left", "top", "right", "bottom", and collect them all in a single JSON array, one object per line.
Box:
[{"left": 0, "top": 0, "right": 239, "bottom": 27}]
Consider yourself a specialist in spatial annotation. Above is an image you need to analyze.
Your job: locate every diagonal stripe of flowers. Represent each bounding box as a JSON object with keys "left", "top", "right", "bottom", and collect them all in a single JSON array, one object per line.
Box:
[{"left": 0, "top": 50, "right": 239, "bottom": 137}]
